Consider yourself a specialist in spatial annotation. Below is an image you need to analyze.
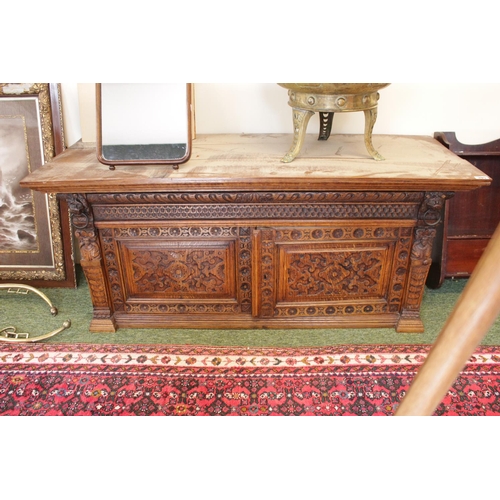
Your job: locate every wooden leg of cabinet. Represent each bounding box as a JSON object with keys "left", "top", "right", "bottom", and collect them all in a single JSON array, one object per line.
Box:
[
  {"left": 89, "top": 314, "right": 117, "bottom": 333},
  {"left": 396, "top": 312, "right": 425, "bottom": 333}
]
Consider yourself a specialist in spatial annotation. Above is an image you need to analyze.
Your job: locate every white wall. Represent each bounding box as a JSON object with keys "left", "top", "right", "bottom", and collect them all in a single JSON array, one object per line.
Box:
[{"left": 61, "top": 83, "right": 500, "bottom": 148}]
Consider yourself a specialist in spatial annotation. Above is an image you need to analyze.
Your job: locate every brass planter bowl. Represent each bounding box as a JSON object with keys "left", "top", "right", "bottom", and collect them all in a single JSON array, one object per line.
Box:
[{"left": 278, "top": 83, "right": 390, "bottom": 162}]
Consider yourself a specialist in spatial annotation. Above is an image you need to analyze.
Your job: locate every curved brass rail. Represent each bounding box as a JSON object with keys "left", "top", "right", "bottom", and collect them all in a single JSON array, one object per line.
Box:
[
  {"left": 0, "top": 320, "right": 71, "bottom": 343},
  {"left": 0, "top": 284, "right": 71, "bottom": 343},
  {"left": 0, "top": 284, "right": 58, "bottom": 315}
]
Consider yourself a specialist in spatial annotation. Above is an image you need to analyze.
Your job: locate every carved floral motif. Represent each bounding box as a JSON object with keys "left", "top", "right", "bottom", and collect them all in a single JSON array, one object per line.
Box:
[
  {"left": 285, "top": 250, "right": 384, "bottom": 300},
  {"left": 130, "top": 248, "right": 228, "bottom": 295}
]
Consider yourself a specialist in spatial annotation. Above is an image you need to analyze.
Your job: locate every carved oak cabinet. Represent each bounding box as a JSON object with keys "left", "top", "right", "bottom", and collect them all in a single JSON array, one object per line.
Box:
[{"left": 21, "top": 134, "right": 491, "bottom": 334}]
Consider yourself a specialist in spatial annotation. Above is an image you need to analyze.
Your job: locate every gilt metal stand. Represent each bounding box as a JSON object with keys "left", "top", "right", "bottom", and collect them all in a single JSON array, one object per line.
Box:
[{"left": 278, "top": 83, "right": 390, "bottom": 163}]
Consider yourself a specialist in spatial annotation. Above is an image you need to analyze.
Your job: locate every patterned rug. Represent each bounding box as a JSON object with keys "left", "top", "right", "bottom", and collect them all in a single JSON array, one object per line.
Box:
[{"left": 1, "top": 343, "right": 499, "bottom": 416}]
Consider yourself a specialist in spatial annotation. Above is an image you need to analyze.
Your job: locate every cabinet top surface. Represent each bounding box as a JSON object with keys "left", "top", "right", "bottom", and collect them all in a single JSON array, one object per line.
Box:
[{"left": 21, "top": 134, "right": 492, "bottom": 193}]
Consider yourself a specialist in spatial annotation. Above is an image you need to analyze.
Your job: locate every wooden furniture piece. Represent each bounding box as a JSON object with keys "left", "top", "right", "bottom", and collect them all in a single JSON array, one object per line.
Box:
[
  {"left": 396, "top": 221, "right": 500, "bottom": 416},
  {"left": 427, "top": 132, "right": 500, "bottom": 288},
  {"left": 20, "top": 134, "right": 490, "bottom": 334}
]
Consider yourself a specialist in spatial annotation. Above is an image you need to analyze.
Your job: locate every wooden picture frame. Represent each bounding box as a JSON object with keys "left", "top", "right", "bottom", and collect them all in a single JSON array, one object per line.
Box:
[{"left": 0, "top": 83, "right": 76, "bottom": 287}]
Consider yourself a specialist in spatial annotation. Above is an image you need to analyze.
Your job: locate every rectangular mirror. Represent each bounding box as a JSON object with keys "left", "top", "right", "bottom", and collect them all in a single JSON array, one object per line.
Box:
[{"left": 96, "top": 83, "right": 192, "bottom": 169}]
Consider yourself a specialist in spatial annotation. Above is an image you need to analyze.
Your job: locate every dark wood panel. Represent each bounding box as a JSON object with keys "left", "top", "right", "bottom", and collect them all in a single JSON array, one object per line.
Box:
[
  {"left": 428, "top": 132, "right": 500, "bottom": 288},
  {"left": 445, "top": 238, "right": 489, "bottom": 276},
  {"left": 447, "top": 157, "right": 500, "bottom": 237}
]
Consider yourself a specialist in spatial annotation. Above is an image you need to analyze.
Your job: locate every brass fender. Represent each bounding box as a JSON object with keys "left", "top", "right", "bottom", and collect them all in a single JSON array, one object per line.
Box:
[{"left": 0, "top": 284, "right": 71, "bottom": 343}]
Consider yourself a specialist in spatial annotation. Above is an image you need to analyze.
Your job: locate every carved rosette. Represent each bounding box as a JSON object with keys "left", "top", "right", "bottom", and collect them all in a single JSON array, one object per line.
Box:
[
  {"left": 238, "top": 227, "right": 252, "bottom": 313},
  {"left": 387, "top": 227, "right": 413, "bottom": 313},
  {"left": 100, "top": 228, "right": 125, "bottom": 312},
  {"left": 258, "top": 229, "right": 276, "bottom": 318}
]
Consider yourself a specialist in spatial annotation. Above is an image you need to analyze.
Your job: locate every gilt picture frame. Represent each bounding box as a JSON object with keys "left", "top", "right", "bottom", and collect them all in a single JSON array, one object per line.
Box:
[{"left": 0, "top": 83, "right": 76, "bottom": 287}]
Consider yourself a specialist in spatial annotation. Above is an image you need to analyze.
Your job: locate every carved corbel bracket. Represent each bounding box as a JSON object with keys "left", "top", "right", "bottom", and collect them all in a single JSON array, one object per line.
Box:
[
  {"left": 67, "top": 193, "right": 92, "bottom": 229},
  {"left": 66, "top": 194, "right": 116, "bottom": 332},
  {"left": 418, "top": 191, "right": 454, "bottom": 227}
]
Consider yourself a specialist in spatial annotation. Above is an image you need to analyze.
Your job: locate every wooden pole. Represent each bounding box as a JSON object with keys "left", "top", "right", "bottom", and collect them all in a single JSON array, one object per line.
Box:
[{"left": 395, "top": 223, "right": 500, "bottom": 416}]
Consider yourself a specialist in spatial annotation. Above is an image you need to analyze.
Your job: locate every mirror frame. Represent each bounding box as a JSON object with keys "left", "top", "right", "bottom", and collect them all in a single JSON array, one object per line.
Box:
[{"left": 95, "top": 83, "right": 193, "bottom": 169}]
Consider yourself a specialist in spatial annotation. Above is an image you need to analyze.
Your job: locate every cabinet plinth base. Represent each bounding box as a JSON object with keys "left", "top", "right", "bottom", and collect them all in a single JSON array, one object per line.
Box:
[
  {"left": 89, "top": 317, "right": 117, "bottom": 333},
  {"left": 396, "top": 316, "right": 425, "bottom": 334}
]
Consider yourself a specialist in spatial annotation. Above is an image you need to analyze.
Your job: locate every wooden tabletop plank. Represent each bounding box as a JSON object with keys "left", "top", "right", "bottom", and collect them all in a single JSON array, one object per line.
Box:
[{"left": 21, "top": 134, "right": 492, "bottom": 193}]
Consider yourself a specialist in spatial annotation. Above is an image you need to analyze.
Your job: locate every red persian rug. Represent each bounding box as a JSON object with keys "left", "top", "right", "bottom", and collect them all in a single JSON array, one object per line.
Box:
[{"left": 1, "top": 343, "right": 499, "bottom": 416}]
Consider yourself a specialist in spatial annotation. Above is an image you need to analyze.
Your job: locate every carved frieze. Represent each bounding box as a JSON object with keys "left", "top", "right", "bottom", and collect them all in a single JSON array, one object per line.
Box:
[
  {"left": 87, "top": 191, "right": 425, "bottom": 222},
  {"left": 90, "top": 203, "right": 420, "bottom": 221},
  {"left": 87, "top": 191, "right": 424, "bottom": 205}
]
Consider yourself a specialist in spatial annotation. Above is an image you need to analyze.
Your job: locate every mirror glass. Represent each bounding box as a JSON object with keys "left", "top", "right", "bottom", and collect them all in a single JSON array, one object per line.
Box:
[{"left": 97, "top": 83, "right": 192, "bottom": 167}]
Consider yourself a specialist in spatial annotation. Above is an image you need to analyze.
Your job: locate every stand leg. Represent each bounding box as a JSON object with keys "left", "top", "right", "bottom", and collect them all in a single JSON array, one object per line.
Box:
[
  {"left": 364, "top": 108, "right": 384, "bottom": 161},
  {"left": 281, "top": 108, "right": 314, "bottom": 163},
  {"left": 318, "top": 112, "right": 334, "bottom": 140}
]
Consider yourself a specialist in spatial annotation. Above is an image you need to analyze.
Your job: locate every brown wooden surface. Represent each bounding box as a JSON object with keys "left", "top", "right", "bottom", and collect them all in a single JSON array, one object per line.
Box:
[
  {"left": 396, "top": 222, "right": 500, "bottom": 416},
  {"left": 21, "top": 134, "right": 491, "bottom": 193},
  {"left": 428, "top": 132, "right": 500, "bottom": 288}
]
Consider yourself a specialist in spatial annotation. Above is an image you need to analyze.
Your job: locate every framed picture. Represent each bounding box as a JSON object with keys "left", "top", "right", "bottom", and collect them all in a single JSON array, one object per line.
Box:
[{"left": 0, "top": 83, "right": 76, "bottom": 287}]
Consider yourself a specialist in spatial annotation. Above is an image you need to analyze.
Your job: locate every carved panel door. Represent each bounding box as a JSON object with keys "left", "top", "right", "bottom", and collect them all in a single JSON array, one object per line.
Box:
[
  {"left": 98, "top": 223, "right": 253, "bottom": 321},
  {"left": 252, "top": 223, "right": 415, "bottom": 322}
]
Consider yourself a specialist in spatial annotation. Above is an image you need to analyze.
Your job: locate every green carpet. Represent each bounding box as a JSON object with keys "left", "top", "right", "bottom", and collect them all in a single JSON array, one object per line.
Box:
[{"left": 2, "top": 266, "right": 499, "bottom": 346}]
